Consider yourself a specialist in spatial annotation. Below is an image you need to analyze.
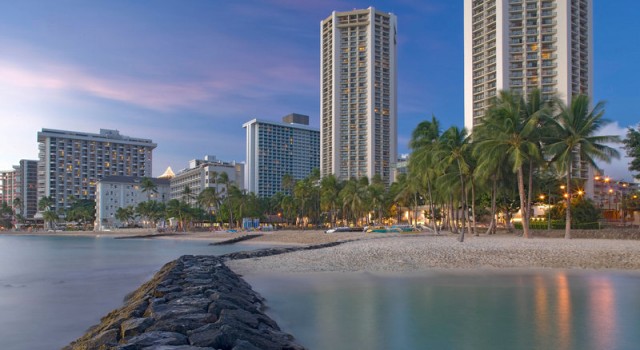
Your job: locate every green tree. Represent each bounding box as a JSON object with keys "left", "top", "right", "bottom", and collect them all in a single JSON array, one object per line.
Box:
[
  {"left": 38, "top": 196, "right": 56, "bottom": 230},
  {"left": 115, "top": 206, "right": 136, "bottom": 227},
  {"left": 140, "top": 177, "right": 158, "bottom": 201},
  {"left": 66, "top": 199, "right": 96, "bottom": 230},
  {"left": 545, "top": 95, "right": 621, "bottom": 239},
  {"left": 473, "top": 90, "right": 545, "bottom": 239},
  {"left": 320, "top": 175, "right": 341, "bottom": 227},
  {"left": 166, "top": 199, "right": 190, "bottom": 232},
  {"left": 436, "top": 126, "right": 472, "bottom": 241},
  {"left": 198, "top": 187, "right": 222, "bottom": 224},
  {"left": 623, "top": 126, "right": 640, "bottom": 180},
  {"left": 409, "top": 115, "right": 442, "bottom": 233}
]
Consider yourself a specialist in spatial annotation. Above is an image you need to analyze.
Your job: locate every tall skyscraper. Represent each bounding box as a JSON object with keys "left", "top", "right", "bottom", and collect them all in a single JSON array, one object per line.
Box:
[
  {"left": 321, "top": 7, "right": 398, "bottom": 184},
  {"left": 244, "top": 115, "right": 320, "bottom": 198},
  {"left": 37, "top": 128, "right": 156, "bottom": 213},
  {"left": 464, "top": 0, "right": 592, "bottom": 130}
]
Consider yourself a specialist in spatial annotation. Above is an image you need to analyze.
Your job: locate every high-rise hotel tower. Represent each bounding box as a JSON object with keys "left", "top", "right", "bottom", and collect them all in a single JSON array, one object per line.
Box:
[
  {"left": 321, "top": 8, "right": 397, "bottom": 184},
  {"left": 37, "top": 128, "right": 156, "bottom": 213},
  {"left": 464, "top": 0, "right": 592, "bottom": 130}
]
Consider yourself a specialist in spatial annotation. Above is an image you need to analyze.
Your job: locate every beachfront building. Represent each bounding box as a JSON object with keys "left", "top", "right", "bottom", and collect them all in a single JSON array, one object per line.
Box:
[
  {"left": 464, "top": 0, "right": 592, "bottom": 130},
  {"left": 169, "top": 156, "right": 244, "bottom": 206},
  {"left": 0, "top": 169, "right": 17, "bottom": 207},
  {"left": 320, "top": 7, "right": 398, "bottom": 184},
  {"left": 95, "top": 176, "right": 170, "bottom": 230},
  {"left": 37, "top": 128, "right": 156, "bottom": 213},
  {"left": 244, "top": 115, "right": 320, "bottom": 197},
  {"left": 464, "top": 0, "right": 593, "bottom": 193},
  {"left": 13, "top": 160, "right": 38, "bottom": 219}
]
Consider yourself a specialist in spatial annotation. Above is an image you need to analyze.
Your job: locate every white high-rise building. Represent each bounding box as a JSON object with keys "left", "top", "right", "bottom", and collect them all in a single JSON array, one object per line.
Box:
[
  {"left": 321, "top": 7, "right": 398, "bottom": 184},
  {"left": 464, "top": 0, "right": 592, "bottom": 130},
  {"left": 37, "top": 128, "right": 156, "bottom": 213},
  {"left": 244, "top": 115, "right": 320, "bottom": 198}
]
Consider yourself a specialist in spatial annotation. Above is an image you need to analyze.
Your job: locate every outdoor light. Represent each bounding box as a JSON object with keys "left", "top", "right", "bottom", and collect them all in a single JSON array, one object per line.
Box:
[
  {"left": 577, "top": 190, "right": 584, "bottom": 196},
  {"left": 539, "top": 194, "right": 545, "bottom": 200}
]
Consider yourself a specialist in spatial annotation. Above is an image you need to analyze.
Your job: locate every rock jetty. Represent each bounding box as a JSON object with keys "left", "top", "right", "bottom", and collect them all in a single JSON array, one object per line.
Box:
[{"left": 65, "top": 255, "right": 304, "bottom": 350}]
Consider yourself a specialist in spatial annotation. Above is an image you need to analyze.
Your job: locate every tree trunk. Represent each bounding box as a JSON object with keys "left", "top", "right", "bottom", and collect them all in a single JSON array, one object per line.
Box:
[
  {"left": 565, "top": 167, "right": 572, "bottom": 239},
  {"left": 471, "top": 178, "right": 478, "bottom": 236},
  {"left": 526, "top": 159, "right": 534, "bottom": 234},
  {"left": 427, "top": 177, "right": 439, "bottom": 234},
  {"left": 459, "top": 175, "right": 467, "bottom": 242},
  {"left": 517, "top": 167, "right": 531, "bottom": 238},
  {"left": 485, "top": 177, "right": 498, "bottom": 235}
]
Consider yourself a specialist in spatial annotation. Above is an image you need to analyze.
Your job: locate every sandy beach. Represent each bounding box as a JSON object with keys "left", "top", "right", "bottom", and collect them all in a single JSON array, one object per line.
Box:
[
  {"left": 5, "top": 228, "right": 640, "bottom": 272},
  {"left": 226, "top": 231, "right": 640, "bottom": 273}
]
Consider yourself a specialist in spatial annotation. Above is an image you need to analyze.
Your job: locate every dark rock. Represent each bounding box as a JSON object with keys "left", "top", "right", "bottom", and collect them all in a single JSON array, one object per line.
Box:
[
  {"left": 118, "top": 331, "right": 188, "bottom": 348},
  {"left": 188, "top": 326, "right": 234, "bottom": 348},
  {"left": 232, "top": 339, "right": 262, "bottom": 350},
  {"left": 66, "top": 255, "right": 306, "bottom": 350},
  {"left": 121, "top": 317, "right": 153, "bottom": 339},
  {"left": 143, "top": 346, "right": 215, "bottom": 350},
  {"left": 87, "top": 329, "right": 119, "bottom": 348},
  {"left": 146, "top": 313, "right": 217, "bottom": 334}
]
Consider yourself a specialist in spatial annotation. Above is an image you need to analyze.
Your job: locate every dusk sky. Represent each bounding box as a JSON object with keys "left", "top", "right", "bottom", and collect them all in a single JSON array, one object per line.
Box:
[{"left": 1, "top": 1, "right": 639, "bottom": 181}]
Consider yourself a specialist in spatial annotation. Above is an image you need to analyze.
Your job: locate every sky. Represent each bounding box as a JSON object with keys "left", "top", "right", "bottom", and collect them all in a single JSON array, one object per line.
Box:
[{"left": 0, "top": 0, "right": 638, "bottom": 181}]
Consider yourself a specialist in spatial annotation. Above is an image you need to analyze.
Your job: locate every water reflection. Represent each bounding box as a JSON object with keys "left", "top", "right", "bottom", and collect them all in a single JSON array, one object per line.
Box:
[
  {"left": 589, "top": 276, "right": 616, "bottom": 350},
  {"left": 247, "top": 271, "right": 640, "bottom": 350},
  {"left": 555, "top": 272, "right": 573, "bottom": 350}
]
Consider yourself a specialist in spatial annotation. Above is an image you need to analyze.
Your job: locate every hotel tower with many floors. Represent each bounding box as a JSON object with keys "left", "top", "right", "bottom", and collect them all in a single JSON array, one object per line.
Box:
[
  {"left": 37, "top": 128, "right": 156, "bottom": 213},
  {"left": 320, "top": 7, "right": 398, "bottom": 184},
  {"left": 464, "top": 0, "right": 592, "bottom": 130},
  {"left": 464, "top": 0, "right": 593, "bottom": 190}
]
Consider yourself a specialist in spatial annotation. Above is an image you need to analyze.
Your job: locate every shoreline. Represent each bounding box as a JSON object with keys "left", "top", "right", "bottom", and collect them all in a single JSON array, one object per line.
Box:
[{"left": 57, "top": 229, "right": 640, "bottom": 348}]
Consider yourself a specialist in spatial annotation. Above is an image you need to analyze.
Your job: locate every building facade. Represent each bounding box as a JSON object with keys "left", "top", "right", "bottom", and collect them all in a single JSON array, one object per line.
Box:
[
  {"left": 95, "top": 176, "right": 170, "bottom": 230},
  {"left": 320, "top": 7, "right": 398, "bottom": 184},
  {"left": 464, "top": 0, "right": 592, "bottom": 130},
  {"left": 14, "top": 160, "right": 38, "bottom": 218},
  {"left": 244, "top": 116, "right": 320, "bottom": 197},
  {"left": 0, "top": 169, "right": 17, "bottom": 207},
  {"left": 37, "top": 128, "right": 156, "bottom": 213},
  {"left": 170, "top": 156, "right": 244, "bottom": 205}
]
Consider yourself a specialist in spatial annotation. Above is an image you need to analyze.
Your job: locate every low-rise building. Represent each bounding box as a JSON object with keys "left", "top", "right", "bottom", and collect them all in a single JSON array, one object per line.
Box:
[
  {"left": 170, "top": 156, "right": 244, "bottom": 205},
  {"left": 95, "top": 176, "right": 170, "bottom": 230}
]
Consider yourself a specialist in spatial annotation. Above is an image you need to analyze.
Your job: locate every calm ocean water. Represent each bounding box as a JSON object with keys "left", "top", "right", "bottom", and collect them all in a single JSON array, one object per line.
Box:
[
  {"left": 247, "top": 270, "right": 640, "bottom": 350},
  {"left": 0, "top": 235, "right": 265, "bottom": 350}
]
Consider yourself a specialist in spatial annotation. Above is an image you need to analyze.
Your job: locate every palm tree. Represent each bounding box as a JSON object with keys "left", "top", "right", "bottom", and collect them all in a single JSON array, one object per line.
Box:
[
  {"left": 38, "top": 196, "right": 56, "bottom": 230},
  {"left": 320, "top": 174, "right": 341, "bottom": 227},
  {"left": 140, "top": 177, "right": 158, "bottom": 201},
  {"left": 437, "top": 126, "right": 472, "bottom": 241},
  {"left": 181, "top": 185, "right": 195, "bottom": 205},
  {"left": 166, "top": 199, "right": 190, "bottom": 232},
  {"left": 115, "top": 206, "right": 135, "bottom": 227},
  {"left": 409, "top": 115, "right": 441, "bottom": 233},
  {"left": 282, "top": 174, "right": 295, "bottom": 196},
  {"left": 12, "top": 197, "right": 22, "bottom": 216},
  {"left": 368, "top": 175, "right": 386, "bottom": 225},
  {"left": 42, "top": 210, "right": 59, "bottom": 231},
  {"left": 217, "top": 172, "right": 232, "bottom": 228},
  {"left": 340, "top": 177, "right": 368, "bottom": 226},
  {"left": 198, "top": 187, "right": 222, "bottom": 224},
  {"left": 544, "top": 95, "right": 620, "bottom": 239},
  {"left": 38, "top": 196, "right": 54, "bottom": 212},
  {"left": 474, "top": 90, "right": 545, "bottom": 239}
]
